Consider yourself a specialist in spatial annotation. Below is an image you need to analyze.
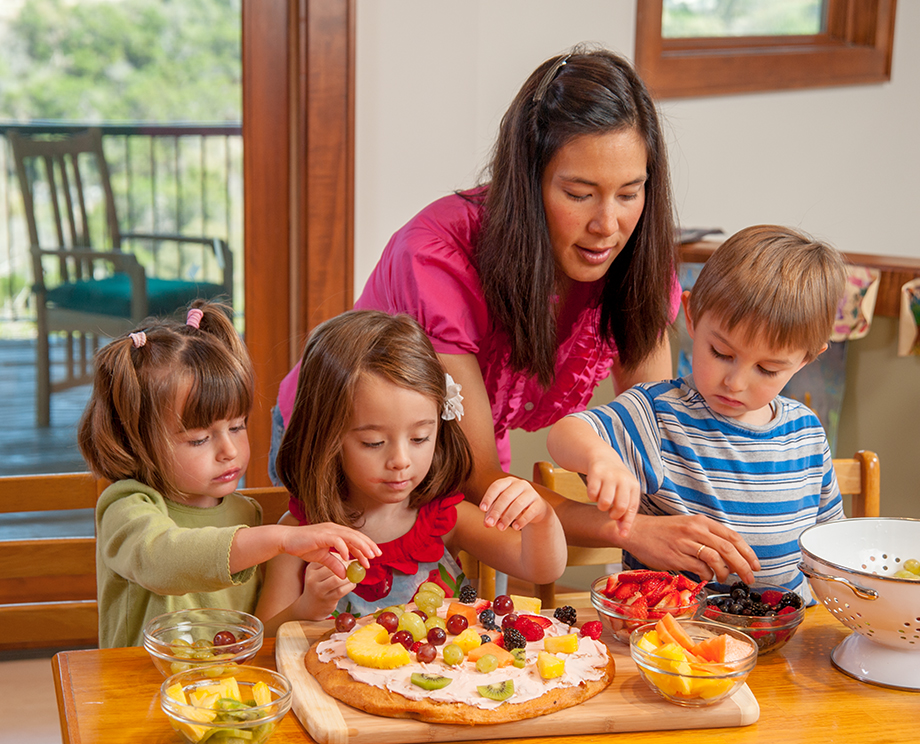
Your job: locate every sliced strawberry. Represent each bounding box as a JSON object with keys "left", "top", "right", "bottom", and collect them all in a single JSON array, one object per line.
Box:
[
  {"left": 614, "top": 570, "right": 648, "bottom": 583},
  {"left": 472, "top": 598, "right": 492, "bottom": 613},
  {"left": 778, "top": 605, "right": 797, "bottom": 616},
  {"left": 514, "top": 617, "right": 545, "bottom": 642},
  {"left": 760, "top": 590, "right": 784, "bottom": 607},
  {"left": 580, "top": 620, "right": 603, "bottom": 640},
  {"left": 674, "top": 574, "right": 701, "bottom": 592},
  {"left": 611, "top": 582, "right": 639, "bottom": 601},
  {"left": 603, "top": 576, "right": 621, "bottom": 595},
  {"left": 520, "top": 613, "right": 552, "bottom": 629},
  {"left": 654, "top": 590, "right": 682, "bottom": 610},
  {"left": 640, "top": 576, "right": 670, "bottom": 605},
  {"left": 625, "top": 594, "right": 648, "bottom": 620}
]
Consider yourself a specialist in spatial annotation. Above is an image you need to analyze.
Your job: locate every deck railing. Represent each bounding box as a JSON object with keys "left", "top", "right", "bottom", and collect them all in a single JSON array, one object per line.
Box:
[{"left": 0, "top": 121, "right": 243, "bottom": 332}]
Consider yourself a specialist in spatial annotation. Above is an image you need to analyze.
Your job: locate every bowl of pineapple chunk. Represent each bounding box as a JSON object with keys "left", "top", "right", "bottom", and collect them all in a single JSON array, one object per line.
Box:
[
  {"left": 160, "top": 665, "right": 292, "bottom": 744},
  {"left": 629, "top": 615, "right": 757, "bottom": 707}
]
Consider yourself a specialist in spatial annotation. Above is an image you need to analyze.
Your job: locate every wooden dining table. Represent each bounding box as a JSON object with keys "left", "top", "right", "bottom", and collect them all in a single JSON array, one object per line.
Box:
[{"left": 53, "top": 599, "right": 917, "bottom": 744}]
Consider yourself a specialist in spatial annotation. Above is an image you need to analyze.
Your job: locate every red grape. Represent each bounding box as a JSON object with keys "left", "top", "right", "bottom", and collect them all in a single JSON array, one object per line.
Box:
[
  {"left": 446, "top": 614, "right": 468, "bottom": 635},
  {"left": 335, "top": 612, "right": 356, "bottom": 633},
  {"left": 392, "top": 630, "right": 414, "bottom": 649},
  {"left": 416, "top": 643, "right": 437, "bottom": 663},
  {"left": 212, "top": 630, "right": 237, "bottom": 647},
  {"left": 376, "top": 611, "right": 399, "bottom": 633},
  {"left": 426, "top": 627, "right": 447, "bottom": 646},
  {"left": 492, "top": 594, "right": 514, "bottom": 615}
]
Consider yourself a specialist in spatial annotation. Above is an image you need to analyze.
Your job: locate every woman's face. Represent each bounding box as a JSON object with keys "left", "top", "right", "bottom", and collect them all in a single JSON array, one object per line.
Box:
[{"left": 541, "top": 128, "right": 648, "bottom": 294}]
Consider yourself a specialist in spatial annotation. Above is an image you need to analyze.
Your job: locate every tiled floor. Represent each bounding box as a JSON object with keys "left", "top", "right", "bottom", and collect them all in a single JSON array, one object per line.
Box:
[{"left": 0, "top": 652, "right": 64, "bottom": 744}]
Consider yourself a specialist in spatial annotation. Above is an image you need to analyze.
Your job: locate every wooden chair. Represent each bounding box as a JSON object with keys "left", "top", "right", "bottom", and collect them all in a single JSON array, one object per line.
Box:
[
  {"left": 532, "top": 461, "right": 623, "bottom": 610},
  {"left": 0, "top": 475, "right": 289, "bottom": 651},
  {"left": 531, "top": 450, "right": 881, "bottom": 609},
  {"left": 8, "top": 128, "right": 234, "bottom": 426}
]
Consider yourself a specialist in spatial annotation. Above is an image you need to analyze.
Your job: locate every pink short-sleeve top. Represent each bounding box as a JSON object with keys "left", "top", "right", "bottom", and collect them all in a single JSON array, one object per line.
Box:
[{"left": 277, "top": 189, "right": 679, "bottom": 470}]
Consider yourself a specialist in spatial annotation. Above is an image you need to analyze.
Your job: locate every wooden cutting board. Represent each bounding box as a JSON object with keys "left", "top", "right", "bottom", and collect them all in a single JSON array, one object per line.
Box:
[{"left": 276, "top": 620, "right": 759, "bottom": 744}]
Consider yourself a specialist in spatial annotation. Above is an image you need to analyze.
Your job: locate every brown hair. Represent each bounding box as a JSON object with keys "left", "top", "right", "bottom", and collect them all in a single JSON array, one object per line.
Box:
[
  {"left": 475, "top": 45, "right": 677, "bottom": 386},
  {"left": 276, "top": 310, "right": 473, "bottom": 528},
  {"left": 685, "top": 225, "right": 848, "bottom": 361},
  {"left": 78, "top": 300, "right": 253, "bottom": 500}
]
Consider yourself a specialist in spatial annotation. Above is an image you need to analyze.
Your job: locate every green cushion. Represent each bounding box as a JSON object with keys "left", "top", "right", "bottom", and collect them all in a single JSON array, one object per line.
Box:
[{"left": 46, "top": 275, "right": 227, "bottom": 318}]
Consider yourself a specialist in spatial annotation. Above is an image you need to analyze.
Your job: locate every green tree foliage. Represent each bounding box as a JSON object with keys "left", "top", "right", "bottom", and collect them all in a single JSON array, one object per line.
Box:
[{"left": 0, "top": 0, "right": 241, "bottom": 122}]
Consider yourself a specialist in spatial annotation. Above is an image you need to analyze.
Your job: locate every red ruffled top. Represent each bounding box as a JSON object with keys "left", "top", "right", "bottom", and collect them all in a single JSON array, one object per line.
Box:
[{"left": 289, "top": 492, "right": 463, "bottom": 602}]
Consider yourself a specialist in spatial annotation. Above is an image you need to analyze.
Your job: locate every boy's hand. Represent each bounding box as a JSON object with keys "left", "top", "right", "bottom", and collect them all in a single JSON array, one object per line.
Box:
[
  {"left": 283, "top": 523, "right": 380, "bottom": 578},
  {"left": 584, "top": 458, "right": 641, "bottom": 537},
  {"left": 480, "top": 476, "right": 551, "bottom": 531}
]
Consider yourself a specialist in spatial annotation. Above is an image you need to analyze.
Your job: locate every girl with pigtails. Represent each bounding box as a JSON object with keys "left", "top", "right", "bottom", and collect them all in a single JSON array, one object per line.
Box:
[
  {"left": 79, "top": 300, "right": 379, "bottom": 648},
  {"left": 255, "top": 310, "right": 566, "bottom": 635}
]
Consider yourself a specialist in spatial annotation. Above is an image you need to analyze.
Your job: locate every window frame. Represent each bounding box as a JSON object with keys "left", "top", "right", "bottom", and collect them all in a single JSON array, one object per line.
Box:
[{"left": 635, "top": 0, "right": 897, "bottom": 99}]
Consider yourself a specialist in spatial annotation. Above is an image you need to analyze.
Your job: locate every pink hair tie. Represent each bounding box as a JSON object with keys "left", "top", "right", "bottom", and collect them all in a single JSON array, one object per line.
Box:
[
  {"left": 129, "top": 331, "right": 146, "bottom": 348},
  {"left": 186, "top": 308, "right": 204, "bottom": 329}
]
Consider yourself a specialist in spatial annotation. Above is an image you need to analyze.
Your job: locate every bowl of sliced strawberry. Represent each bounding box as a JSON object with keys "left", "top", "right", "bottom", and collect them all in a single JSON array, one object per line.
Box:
[
  {"left": 591, "top": 570, "right": 704, "bottom": 644},
  {"left": 698, "top": 580, "right": 805, "bottom": 655}
]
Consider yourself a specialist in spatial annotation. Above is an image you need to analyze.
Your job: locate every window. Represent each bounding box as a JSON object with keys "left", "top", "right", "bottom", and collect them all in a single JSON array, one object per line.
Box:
[{"left": 635, "top": 0, "right": 897, "bottom": 99}]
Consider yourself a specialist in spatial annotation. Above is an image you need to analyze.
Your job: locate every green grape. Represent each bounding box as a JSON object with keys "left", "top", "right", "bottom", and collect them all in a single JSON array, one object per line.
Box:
[
  {"left": 475, "top": 653, "right": 499, "bottom": 673},
  {"left": 443, "top": 643, "right": 464, "bottom": 666},
  {"left": 903, "top": 558, "right": 920, "bottom": 575},
  {"left": 398, "top": 611, "right": 428, "bottom": 642},
  {"left": 418, "top": 581, "right": 447, "bottom": 600},
  {"left": 414, "top": 590, "right": 441, "bottom": 616},
  {"left": 424, "top": 616, "right": 447, "bottom": 632},
  {"left": 893, "top": 569, "right": 920, "bottom": 581},
  {"left": 346, "top": 561, "right": 367, "bottom": 583}
]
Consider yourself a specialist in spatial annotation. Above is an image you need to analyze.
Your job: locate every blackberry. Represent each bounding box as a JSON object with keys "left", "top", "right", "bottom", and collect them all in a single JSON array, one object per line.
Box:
[
  {"left": 479, "top": 609, "right": 496, "bottom": 627},
  {"left": 553, "top": 605, "right": 577, "bottom": 626},
  {"left": 458, "top": 584, "right": 477, "bottom": 604},
  {"left": 503, "top": 628, "right": 527, "bottom": 650},
  {"left": 749, "top": 601, "right": 773, "bottom": 617},
  {"left": 777, "top": 592, "right": 803, "bottom": 610}
]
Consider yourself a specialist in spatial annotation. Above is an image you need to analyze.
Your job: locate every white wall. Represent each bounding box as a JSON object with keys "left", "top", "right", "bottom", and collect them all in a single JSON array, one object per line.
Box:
[{"left": 354, "top": 1, "right": 920, "bottom": 519}]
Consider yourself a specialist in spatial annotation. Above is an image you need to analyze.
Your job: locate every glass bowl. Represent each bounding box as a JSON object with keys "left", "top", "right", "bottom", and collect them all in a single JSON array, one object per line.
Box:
[
  {"left": 591, "top": 574, "right": 702, "bottom": 644},
  {"left": 698, "top": 580, "right": 806, "bottom": 655},
  {"left": 160, "top": 665, "right": 292, "bottom": 744},
  {"left": 629, "top": 619, "right": 758, "bottom": 707},
  {"left": 144, "top": 608, "right": 264, "bottom": 677}
]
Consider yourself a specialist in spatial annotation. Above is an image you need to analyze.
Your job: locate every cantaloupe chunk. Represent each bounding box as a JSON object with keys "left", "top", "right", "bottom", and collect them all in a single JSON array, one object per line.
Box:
[
  {"left": 692, "top": 634, "right": 727, "bottom": 663},
  {"left": 446, "top": 602, "right": 478, "bottom": 627},
  {"left": 657, "top": 612, "right": 696, "bottom": 652},
  {"left": 467, "top": 642, "right": 515, "bottom": 667}
]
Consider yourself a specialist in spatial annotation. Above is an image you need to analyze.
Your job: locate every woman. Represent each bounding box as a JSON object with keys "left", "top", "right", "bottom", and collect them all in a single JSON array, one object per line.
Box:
[{"left": 274, "top": 47, "right": 757, "bottom": 581}]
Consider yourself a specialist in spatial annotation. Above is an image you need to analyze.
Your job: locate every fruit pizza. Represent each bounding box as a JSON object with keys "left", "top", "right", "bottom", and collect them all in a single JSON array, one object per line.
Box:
[{"left": 304, "top": 584, "right": 615, "bottom": 724}]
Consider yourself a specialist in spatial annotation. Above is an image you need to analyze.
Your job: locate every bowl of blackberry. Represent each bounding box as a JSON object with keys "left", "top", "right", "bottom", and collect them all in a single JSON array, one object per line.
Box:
[{"left": 698, "top": 580, "right": 805, "bottom": 655}]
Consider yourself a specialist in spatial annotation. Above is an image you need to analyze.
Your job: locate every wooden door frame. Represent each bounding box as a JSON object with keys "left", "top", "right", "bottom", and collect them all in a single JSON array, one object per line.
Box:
[{"left": 242, "top": 0, "right": 354, "bottom": 486}]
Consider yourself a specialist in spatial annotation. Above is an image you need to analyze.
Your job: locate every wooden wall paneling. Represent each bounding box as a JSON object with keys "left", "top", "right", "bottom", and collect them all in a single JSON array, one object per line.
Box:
[{"left": 242, "top": 0, "right": 353, "bottom": 487}]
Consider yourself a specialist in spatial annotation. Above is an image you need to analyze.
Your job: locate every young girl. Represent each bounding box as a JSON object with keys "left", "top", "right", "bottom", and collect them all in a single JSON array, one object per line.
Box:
[
  {"left": 79, "top": 301, "right": 379, "bottom": 648},
  {"left": 256, "top": 310, "right": 567, "bottom": 634}
]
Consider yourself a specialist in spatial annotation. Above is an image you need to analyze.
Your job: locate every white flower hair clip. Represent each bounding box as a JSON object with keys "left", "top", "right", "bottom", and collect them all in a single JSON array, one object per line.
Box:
[{"left": 442, "top": 373, "right": 464, "bottom": 422}]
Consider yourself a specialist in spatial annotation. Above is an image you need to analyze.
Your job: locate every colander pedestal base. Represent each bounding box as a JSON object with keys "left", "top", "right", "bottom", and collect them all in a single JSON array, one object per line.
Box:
[{"left": 831, "top": 633, "right": 920, "bottom": 692}]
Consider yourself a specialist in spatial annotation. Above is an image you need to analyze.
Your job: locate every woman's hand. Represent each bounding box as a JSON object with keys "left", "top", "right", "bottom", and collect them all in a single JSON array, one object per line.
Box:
[
  {"left": 480, "top": 476, "right": 551, "bottom": 531},
  {"left": 621, "top": 513, "right": 760, "bottom": 584}
]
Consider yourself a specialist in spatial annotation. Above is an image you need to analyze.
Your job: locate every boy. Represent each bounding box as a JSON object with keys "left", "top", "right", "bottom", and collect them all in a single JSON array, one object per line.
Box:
[{"left": 547, "top": 225, "right": 848, "bottom": 600}]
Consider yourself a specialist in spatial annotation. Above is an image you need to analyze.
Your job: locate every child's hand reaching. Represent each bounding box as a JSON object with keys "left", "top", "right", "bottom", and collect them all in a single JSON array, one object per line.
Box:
[
  {"left": 280, "top": 522, "right": 380, "bottom": 578},
  {"left": 295, "top": 559, "right": 356, "bottom": 620},
  {"left": 480, "top": 476, "right": 552, "bottom": 531},
  {"left": 584, "top": 457, "right": 641, "bottom": 537}
]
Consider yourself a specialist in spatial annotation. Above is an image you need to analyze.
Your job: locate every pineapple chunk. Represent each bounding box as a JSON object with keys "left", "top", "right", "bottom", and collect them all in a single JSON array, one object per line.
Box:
[
  {"left": 165, "top": 682, "right": 188, "bottom": 705},
  {"left": 453, "top": 627, "right": 483, "bottom": 654},
  {"left": 346, "top": 623, "right": 411, "bottom": 669},
  {"left": 252, "top": 680, "right": 272, "bottom": 707},
  {"left": 537, "top": 651, "right": 565, "bottom": 679},
  {"left": 510, "top": 594, "right": 542, "bottom": 614},
  {"left": 543, "top": 633, "right": 579, "bottom": 654}
]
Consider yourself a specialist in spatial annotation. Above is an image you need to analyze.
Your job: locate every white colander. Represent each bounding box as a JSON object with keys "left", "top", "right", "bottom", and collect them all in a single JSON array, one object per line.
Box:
[{"left": 798, "top": 518, "right": 920, "bottom": 691}]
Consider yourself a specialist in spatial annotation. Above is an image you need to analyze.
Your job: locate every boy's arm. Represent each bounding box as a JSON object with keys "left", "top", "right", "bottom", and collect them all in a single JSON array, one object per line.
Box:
[{"left": 547, "top": 414, "right": 641, "bottom": 535}]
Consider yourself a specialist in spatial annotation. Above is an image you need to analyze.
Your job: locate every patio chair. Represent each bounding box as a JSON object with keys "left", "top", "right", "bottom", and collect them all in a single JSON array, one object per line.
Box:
[{"left": 8, "top": 128, "right": 233, "bottom": 426}]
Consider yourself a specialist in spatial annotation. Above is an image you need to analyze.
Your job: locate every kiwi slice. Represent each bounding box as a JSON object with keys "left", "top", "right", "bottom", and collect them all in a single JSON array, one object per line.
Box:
[
  {"left": 410, "top": 673, "right": 453, "bottom": 690},
  {"left": 510, "top": 648, "right": 526, "bottom": 669},
  {"left": 477, "top": 680, "right": 514, "bottom": 701}
]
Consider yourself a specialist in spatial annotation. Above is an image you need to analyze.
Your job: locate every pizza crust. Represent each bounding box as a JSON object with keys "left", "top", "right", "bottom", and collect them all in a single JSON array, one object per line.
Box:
[{"left": 304, "top": 629, "right": 616, "bottom": 725}]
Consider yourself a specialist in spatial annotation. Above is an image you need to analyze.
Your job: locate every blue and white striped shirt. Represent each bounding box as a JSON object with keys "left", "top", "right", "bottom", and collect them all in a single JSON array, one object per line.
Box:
[{"left": 572, "top": 376, "right": 844, "bottom": 600}]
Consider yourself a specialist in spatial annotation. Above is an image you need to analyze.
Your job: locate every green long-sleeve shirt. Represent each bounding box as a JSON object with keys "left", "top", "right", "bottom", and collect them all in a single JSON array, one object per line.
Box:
[{"left": 95, "top": 479, "right": 262, "bottom": 648}]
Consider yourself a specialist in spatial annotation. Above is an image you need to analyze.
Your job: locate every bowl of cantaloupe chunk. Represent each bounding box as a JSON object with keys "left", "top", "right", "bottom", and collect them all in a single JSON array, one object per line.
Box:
[
  {"left": 629, "top": 613, "right": 757, "bottom": 707},
  {"left": 160, "top": 665, "right": 292, "bottom": 744}
]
